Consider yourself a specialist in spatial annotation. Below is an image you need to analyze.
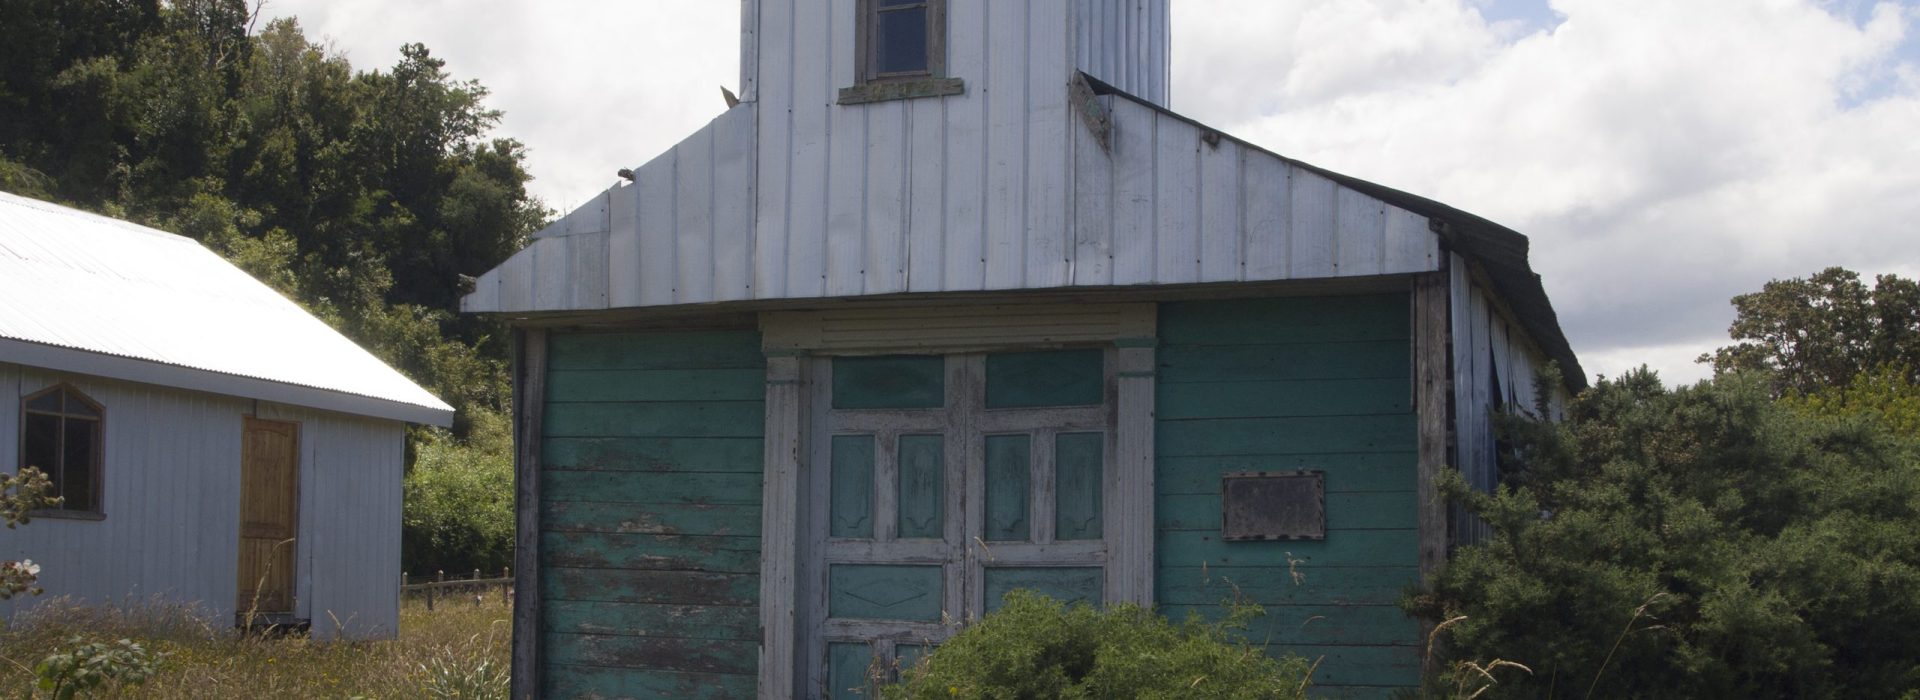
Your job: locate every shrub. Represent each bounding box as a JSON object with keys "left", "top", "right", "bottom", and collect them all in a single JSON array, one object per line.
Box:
[
  {"left": 35, "top": 636, "right": 165, "bottom": 699},
  {"left": 1410, "top": 369, "right": 1920, "bottom": 698},
  {"left": 884, "top": 591, "right": 1312, "bottom": 700},
  {"left": 402, "top": 408, "right": 514, "bottom": 575}
]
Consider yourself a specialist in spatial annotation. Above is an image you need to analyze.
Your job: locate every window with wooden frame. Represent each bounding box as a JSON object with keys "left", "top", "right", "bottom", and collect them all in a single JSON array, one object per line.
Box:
[
  {"left": 20, "top": 385, "right": 104, "bottom": 515},
  {"left": 838, "top": 0, "right": 964, "bottom": 104}
]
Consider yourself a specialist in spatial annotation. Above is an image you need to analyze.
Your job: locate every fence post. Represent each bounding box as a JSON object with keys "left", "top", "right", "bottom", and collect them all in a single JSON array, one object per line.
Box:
[{"left": 501, "top": 567, "right": 511, "bottom": 607}]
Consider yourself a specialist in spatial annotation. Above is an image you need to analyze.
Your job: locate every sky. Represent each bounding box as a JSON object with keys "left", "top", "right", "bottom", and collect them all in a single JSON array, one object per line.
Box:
[{"left": 261, "top": 0, "right": 1920, "bottom": 386}]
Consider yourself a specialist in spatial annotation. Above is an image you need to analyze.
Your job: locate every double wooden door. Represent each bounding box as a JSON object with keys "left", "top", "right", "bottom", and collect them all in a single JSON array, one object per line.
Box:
[
  {"left": 237, "top": 418, "right": 299, "bottom": 617},
  {"left": 804, "top": 349, "right": 1116, "bottom": 698}
]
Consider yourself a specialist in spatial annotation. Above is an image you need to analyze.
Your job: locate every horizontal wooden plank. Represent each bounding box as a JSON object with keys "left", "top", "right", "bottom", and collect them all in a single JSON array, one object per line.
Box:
[
  {"left": 544, "top": 471, "right": 763, "bottom": 506},
  {"left": 544, "top": 663, "right": 757, "bottom": 699},
  {"left": 544, "top": 402, "right": 766, "bottom": 438},
  {"left": 543, "top": 601, "right": 760, "bottom": 641},
  {"left": 1157, "top": 491, "right": 1417, "bottom": 532},
  {"left": 544, "top": 567, "right": 758, "bottom": 606},
  {"left": 547, "top": 331, "right": 764, "bottom": 371},
  {"left": 1154, "top": 529, "right": 1416, "bottom": 568},
  {"left": 543, "top": 632, "right": 758, "bottom": 676},
  {"left": 1157, "top": 454, "right": 1418, "bottom": 495},
  {"left": 1156, "top": 341, "right": 1410, "bottom": 384},
  {"left": 1157, "top": 378, "right": 1411, "bottom": 420},
  {"left": 543, "top": 501, "right": 763, "bottom": 537},
  {"left": 1159, "top": 295, "right": 1410, "bottom": 345},
  {"left": 547, "top": 368, "right": 765, "bottom": 402},
  {"left": 1163, "top": 604, "right": 1422, "bottom": 647},
  {"left": 541, "top": 532, "right": 762, "bottom": 573},
  {"left": 544, "top": 437, "right": 764, "bottom": 472},
  {"left": 1270, "top": 643, "right": 1421, "bottom": 688},
  {"left": 1156, "top": 415, "right": 1417, "bottom": 457},
  {"left": 1156, "top": 565, "right": 1420, "bottom": 607}
]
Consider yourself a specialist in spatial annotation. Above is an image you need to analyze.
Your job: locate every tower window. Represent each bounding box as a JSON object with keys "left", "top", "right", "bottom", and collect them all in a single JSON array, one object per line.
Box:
[{"left": 842, "top": 0, "right": 962, "bottom": 104}]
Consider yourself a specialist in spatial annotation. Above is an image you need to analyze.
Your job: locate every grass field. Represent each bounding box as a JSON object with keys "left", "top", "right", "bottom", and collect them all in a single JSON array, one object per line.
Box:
[{"left": 0, "top": 596, "right": 510, "bottom": 698}]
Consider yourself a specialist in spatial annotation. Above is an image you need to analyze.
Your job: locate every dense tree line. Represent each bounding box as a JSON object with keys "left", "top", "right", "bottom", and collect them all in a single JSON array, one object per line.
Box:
[{"left": 0, "top": 0, "right": 537, "bottom": 574}]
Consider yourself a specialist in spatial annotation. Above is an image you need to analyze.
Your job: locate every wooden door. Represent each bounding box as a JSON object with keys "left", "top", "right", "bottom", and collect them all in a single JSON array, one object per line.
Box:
[
  {"left": 237, "top": 418, "right": 299, "bottom": 616},
  {"left": 806, "top": 350, "right": 1115, "bottom": 698}
]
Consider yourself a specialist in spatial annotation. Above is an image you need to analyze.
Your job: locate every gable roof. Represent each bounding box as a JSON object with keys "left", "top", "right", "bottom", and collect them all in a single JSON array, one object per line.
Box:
[
  {"left": 0, "top": 191, "right": 454, "bottom": 425},
  {"left": 1080, "top": 76, "right": 1587, "bottom": 389}
]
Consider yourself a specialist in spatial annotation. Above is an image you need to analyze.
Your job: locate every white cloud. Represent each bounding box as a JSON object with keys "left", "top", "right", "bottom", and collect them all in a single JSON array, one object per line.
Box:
[
  {"left": 258, "top": 0, "right": 1920, "bottom": 387},
  {"left": 1175, "top": 0, "right": 1920, "bottom": 385}
]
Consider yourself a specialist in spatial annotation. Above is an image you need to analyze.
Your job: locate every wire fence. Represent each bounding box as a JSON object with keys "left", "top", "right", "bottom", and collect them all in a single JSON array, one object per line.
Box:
[{"left": 401, "top": 568, "right": 512, "bottom": 611}]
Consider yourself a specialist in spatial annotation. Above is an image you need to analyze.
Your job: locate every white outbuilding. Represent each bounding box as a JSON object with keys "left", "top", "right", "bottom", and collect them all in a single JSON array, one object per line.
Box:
[{"left": 0, "top": 190, "right": 453, "bottom": 639}]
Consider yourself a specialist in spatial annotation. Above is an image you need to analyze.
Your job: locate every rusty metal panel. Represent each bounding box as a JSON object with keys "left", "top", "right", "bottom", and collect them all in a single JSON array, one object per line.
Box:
[{"left": 1220, "top": 470, "right": 1325, "bottom": 541}]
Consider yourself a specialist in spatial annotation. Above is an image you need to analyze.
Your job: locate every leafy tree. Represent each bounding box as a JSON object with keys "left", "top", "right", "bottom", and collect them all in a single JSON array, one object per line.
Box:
[
  {"left": 1411, "top": 370, "right": 1920, "bottom": 698},
  {"left": 1702, "top": 267, "right": 1920, "bottom": 394}
]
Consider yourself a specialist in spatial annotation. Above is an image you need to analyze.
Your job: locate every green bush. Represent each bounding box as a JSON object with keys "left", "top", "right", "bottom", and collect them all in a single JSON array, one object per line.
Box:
[
  {"left": 402, "top": 408, "right": 514, "bottom": 576},
  {"left": 1411, "top": 369, "right": 1920, "bottom": 698},
  {"left": 884, "top": 591, "right": 1311, "bottom": 700}
]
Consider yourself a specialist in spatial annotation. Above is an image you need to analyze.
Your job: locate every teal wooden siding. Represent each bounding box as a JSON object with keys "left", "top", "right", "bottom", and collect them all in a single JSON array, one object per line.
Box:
[
  {"left": 1156, "top": 295, "right": 1423, "bottom": 697},
  {"left": 540, "top": 330, "right": 765, "bottom": 699}
]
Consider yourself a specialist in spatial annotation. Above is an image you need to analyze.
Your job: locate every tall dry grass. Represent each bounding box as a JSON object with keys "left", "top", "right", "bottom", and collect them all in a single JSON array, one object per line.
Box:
[{"left": 0, "top": 596, "right": 509, "bottom": 698}]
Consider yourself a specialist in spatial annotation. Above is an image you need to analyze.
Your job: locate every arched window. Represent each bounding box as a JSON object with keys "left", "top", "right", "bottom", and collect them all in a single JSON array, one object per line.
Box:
[{"left": 20, "top": 384, "right": 103, "bottom": 514}]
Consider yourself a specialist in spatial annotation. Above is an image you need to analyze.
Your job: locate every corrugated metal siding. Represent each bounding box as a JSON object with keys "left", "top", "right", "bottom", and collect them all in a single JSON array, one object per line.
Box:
[
  {"left": 538, "top": 330, "right": 765, "bottom": 698},
  {"left": 0, "top": 365, "right": 404, "bottom": 640},
  {"left": 1073, "top": 0, "right": 1170, "bottom": 106},
  {"left": 1154, "top": 295, "right": 1422, "bottom": 693},
  {"left": 1449, "top": 253, "right": 1570, "bottom": 547},
  {"left": 0, "top": 192, "right": 450, "bottom": 419}
]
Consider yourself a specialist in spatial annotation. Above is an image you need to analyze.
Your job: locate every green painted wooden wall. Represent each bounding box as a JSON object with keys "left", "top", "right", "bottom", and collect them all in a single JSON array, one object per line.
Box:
[
  {"left": 1156, "top": 295, "right": 1423, "bottom": 698},
  {"left": 539, "top": 330, "right": 765, "bottom": 699}
]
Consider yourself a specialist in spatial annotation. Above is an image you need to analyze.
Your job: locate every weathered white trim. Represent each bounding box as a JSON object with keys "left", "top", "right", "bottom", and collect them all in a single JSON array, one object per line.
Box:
[
  {"left": 0, "top": 339, "right": 452, "bottom": 426},
  {"left": 759, "top": 302, "right": 1155, "bottom": 354},
  {"left": 758, "top": 354, "right": 805, "bottom": 700},
  {"left": 1107, "top": 341, "right": 1155, "bottom": 605}
]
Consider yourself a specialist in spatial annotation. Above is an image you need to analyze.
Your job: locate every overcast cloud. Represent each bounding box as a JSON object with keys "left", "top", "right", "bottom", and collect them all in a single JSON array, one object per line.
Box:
[{"left": 262, "top": 0, "right": 1920, "bottom": 386}]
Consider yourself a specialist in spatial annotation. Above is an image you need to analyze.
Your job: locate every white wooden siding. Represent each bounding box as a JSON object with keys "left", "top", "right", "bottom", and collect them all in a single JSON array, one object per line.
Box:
[
  {"left": 0, "top": 364, "right": 404, "bottom": 640},
  {"left": 462, "top": 0, "right": 1440, "bottom": 315},
  {"left": 1072, "top": 0, "right": 1170, "bottom": 106}
]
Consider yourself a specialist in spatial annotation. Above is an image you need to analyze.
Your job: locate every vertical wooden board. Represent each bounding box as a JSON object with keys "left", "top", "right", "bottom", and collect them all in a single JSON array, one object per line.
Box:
[
  {"left": 637, "top": 148, "right": 679, "bottom": 306},
  {"left": 1242, "top": 156, "right": 1291, "bottom": 280},
  {"left": 1490, "top": 315, "right": 1513, "bottom": 409},
  {"left": 827, "top": 565, "right": 944, "bottom": 621},
  {"left": 1288, "top": 169, "right": 1338, "bottom": 279},
  {"left": 983, "top": 567, "right": 1103, "bottom": 612},
  {"left": 1468, "top": 287, "right": 1493, "bottom": 493},
  {"left": 1070, "top": 103, "right": 1114, "bottom": 286},
  {"left": 752, "top": 0, "right": 794, "bottom": 299},
  {"left": 785, "top": 0, "right": 831, "bottom": 299},
  {"left": 676, "top": 124, "right": 717, "bottom": 304},
  {"left": 826, "top": 642, "right": 874, "bottom": 700},
  {"left": 941, "top": 0, "right": 987, "bottom": 290},
  {"left": 609, "top": 183, "right": 642, "bottom": 307},
  {"left": 982, "top": 0, "right": 1030, "bottom": 290},
  {"left": 1382, "top": 206, "right": 1437, "bottom": 274},
  {"left": 905, "top": 97, "right": 946, "bottom": 292},
  {"left": 864, "top": 101, "right": 908, "bottom": 295},
  {"left": 1198, "top": 142, "right": 1243, "bottom": 282},
  {"left": 1110, "top": 102, "right": 1156, "bottom": 285},
  {"left": 1335, "top": 187, "right": 1386, "bottom": 277},
  {"left": 984, "top": 349, "right": 1104, "bottom": 408},
  {"left": 983, "top": 433, "right": 1031, "bottom": 541},
  {"left": 896, "top": 434, "right": 944, "bottom": 539},
  {"left": 1023, "top": 0, "right": 1071, "bottom": 290},
  {"left": 1153, "top": 113, "right": 1201, "bottom": 284},
  {"left": 1054, "top": 431, "right": 1103, "bottom": 541},
  {"left": 829, "top": 435, "right": 875, "bottom": 539}
]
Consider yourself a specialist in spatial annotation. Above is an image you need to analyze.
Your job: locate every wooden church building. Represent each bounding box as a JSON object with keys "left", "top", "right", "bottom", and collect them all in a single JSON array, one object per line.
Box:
[{"left": 464, "top": 1, "right": 1584, "bottom": 697}]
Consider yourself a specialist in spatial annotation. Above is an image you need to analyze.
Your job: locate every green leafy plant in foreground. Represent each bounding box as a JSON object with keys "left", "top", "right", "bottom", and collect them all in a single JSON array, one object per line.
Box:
[
  {"left": 885, "top": 591, "right": 1311, "bottom": 700},
  {"left": 34, "top": 637, "right": 164, "bottom": 699}
]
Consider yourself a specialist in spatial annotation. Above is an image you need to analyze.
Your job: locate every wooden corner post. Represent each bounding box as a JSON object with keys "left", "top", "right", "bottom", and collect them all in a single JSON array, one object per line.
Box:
[
  {"left": 510, "top": 327, "right": 548, "bottom": 700},
  {"left": 758, "top": 352, "right": 806, "bottom": 699},
  {"left": 1412, "top": 272, "right": 1452, "bottom": 583}
]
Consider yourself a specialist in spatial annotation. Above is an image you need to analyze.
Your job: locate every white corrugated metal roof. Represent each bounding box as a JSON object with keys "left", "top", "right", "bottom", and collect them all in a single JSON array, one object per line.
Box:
[{"left": 0, "top": 191, "right": 453, "bottom": 425}]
